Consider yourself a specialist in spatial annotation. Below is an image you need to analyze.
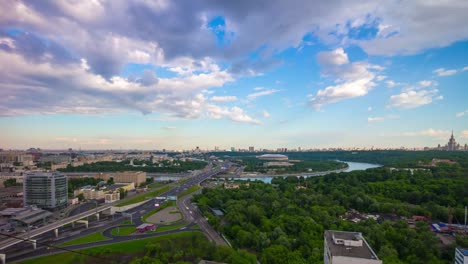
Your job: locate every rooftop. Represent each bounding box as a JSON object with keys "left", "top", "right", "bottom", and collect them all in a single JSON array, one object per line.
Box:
[
  {"left": 325, "top": 230, "right": 379, "bottom": 260},
  {"left": 12, "top": 208, "right": 53, "bottom": 225},
  {"left": 456, "top": 248, "right": 468, "bottom": 256}
]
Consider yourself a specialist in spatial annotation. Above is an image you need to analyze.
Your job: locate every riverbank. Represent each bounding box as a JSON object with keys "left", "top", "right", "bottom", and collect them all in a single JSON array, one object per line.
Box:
[{"left": 218, "top": 164, "right": 350, "bottom": 178}]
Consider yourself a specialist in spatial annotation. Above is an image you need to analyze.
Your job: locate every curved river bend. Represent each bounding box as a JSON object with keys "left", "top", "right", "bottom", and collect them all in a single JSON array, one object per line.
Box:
[{"left": 230, "top": 161, "right": 382, "bottom": 184}]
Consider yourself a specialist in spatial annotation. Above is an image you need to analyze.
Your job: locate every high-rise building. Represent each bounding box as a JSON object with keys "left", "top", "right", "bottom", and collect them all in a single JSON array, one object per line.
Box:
[
  {"left": 324, "top": 230, "right": 381, "bottom": 264},
  {"left": 447, "top": 131, "right": 458, "bottom": 151},
  {"left": 23, "top": 171, "right": 68, "bottom": 210},
  {"left": 455, "top": 248, "right": 468, "bottom": 264},
  {"left": 249, "top": 146, "right": 254, "bottom": 152}
]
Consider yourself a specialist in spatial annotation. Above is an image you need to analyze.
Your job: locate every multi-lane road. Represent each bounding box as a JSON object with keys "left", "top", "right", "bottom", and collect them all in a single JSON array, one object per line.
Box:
[{"left": 1, "top": 161, "right": 230, "bottom": 263}]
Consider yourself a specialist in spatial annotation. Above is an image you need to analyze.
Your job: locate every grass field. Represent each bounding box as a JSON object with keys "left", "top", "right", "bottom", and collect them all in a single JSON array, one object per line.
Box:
[
  {"left": 19, "top": 232, "right": 203, "bottom": 264},
  {"left": 116, "top": 186, "right": 171, "bottom": 207},
  {"left": 177, "top": 185, "right": 200, "bottom": 198},
  {"left": 141, "top": 200, "right": 176, "bottom": 222},
  {"left": 57, "top": 232, "right": 109, "bottom": 247},
  {"left": 110, "top": 226, "right": 136, "bottom": 236}
]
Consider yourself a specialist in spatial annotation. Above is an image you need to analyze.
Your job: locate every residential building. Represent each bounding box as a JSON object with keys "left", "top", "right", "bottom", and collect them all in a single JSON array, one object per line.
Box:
[
  {"left": 23, "top": 171, "right": 68, "bottom": 210},
  {"left": 249, "top": 146, "right": 254, "bottom": 152},
  {"left": 324, "top": 230, "right": 382, "bottom": 264},
  {"left": 40, "top": 155, "right": 71, "bottom": 164},
  {"left": 105, "top": 192, "right": 120, "bottom": 203},
  {"left": 455, "top": 248, "right": 468, "bottom": 264},
  {"left": 0, "top": 151, "right": 34, "bottom": 166},
  {"left": 100, "top": 171, "right": 146, "bottom": 186}
]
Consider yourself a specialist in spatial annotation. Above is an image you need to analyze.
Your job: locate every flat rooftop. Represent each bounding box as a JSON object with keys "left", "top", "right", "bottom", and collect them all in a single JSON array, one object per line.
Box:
[
  {"left": 12, "top": 209, "right": 53, "bottom": 225},
  {"left": 325, "top": 230, "right": 379, "bottom": 260}
]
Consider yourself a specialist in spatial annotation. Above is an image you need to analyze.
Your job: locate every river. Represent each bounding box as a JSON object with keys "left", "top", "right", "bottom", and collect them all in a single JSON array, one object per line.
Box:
[{"left": 227, "top": 161, "right": 382, "bottom": 183}]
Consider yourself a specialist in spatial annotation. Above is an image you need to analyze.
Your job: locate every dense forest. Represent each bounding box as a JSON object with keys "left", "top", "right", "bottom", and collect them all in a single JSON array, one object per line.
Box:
[
  {"left": 193, "top": 163, "right": 468, "bottom": 263},
  {"left": 58, "top": 160, "right": 207, "bottom": 173},
  {"left": 236, "top": 157, "right": 347, "bottom": 174},
  {"left": 211, "top": 150, "right": 468, "bottom": 167}
]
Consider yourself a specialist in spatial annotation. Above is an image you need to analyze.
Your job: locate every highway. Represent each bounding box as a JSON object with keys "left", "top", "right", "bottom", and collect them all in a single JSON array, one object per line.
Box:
[{"left": 1, "top": 162, "right": 229, "bottom": 262}]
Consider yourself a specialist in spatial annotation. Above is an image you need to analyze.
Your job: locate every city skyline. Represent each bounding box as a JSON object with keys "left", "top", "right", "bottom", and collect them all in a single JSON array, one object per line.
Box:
[{"left": 1, "top": 1, "right": 468, "bottom": 150}]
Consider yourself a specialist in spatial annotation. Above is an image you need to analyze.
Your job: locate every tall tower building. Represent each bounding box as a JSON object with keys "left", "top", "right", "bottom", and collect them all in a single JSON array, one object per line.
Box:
[
  {"left": 447, "top": 131, "right": 458, "bottom": 151},
  {"left": 23, "top": 171, "right": 68, "bottom": 210}
]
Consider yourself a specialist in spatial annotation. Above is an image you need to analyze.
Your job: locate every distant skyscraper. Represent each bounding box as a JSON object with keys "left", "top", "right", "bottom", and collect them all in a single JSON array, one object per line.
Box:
[
  {"left": 447, "top": 131, "right": 459, "bottom": 151},
  {"left": 249, "top": 146, "right": 254, "bottom": 152},
  {"left": 231, "top": 147, "right": 236, "bottom": 152},
  {"left": 23, "top": 171, "right": 68, "bottom": 210},
  {"left": 214, "top": 146, "right": 219, "bottom": 151}
]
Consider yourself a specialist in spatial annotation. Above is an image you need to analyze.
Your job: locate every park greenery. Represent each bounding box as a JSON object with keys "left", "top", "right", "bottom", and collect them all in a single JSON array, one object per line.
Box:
[
  {"left": 58, "top": 232, "right": 109, "bottom": 247},
  {"left": 237, "top": 157, "right": 347, "bottom": 174},
  {"left": 58, "top": 160, "right": 207, "bottom": 173},
  {"left": 20, "top": 232, "right": 256, "bottom": 264},
  {"left": 3, "top": 178, "right": 19, "bottom": 188},
  {"left": 193, "top": 160, "right": 468, "bottom": 263}
]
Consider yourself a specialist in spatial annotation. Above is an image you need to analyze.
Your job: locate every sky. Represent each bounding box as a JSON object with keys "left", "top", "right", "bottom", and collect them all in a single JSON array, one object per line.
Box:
[{"left": 0, "top": 0, "right": 467, "bottom": 150}]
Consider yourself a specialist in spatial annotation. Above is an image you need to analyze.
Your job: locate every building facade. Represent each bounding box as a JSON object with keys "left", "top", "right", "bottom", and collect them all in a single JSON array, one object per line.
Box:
[
  {"left": 23, "top": 171, "right": 68, "bottom": 210},
  {"left": 100, "top": 171, "right": 146, "bottom": 186},
  {"left": 455, "top": 248, "right": 468, "bottom": 264},
  {"left": 324, "top": 230, "right": 382, "bottom": 264}
]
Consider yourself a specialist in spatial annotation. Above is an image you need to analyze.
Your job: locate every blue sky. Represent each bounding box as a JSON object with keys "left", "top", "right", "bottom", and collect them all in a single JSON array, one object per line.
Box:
[{"left": 0, "top": 0, "right": 467, "bottom": 150}]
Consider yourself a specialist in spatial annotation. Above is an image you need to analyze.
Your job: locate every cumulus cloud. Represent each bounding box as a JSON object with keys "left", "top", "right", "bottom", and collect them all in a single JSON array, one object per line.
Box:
[
  {"left": 309, "top": 48, "right": 382, "bottom": 110},
  {"left": 0, "top": 47, "right": 261, "bottom": 124},
  {"left": 386, "top": 80, "right": 399, "bottom": 88},
  {"left": 262, "top": 110, "right": 271, "bottom": 118},
  {"left": 463, "top": 66, "right": 468, "bottom": 71},
  {"left": 210, "top": 96, "right": 238, "bottom": 102},
  {"left": 317, "top": 48, "right": 349, "bottom": 66},
  {"left": 433, "top": 68, "right": 457, "bottom": 76},
  {"left": 247, "top": 89, "right": 280, "bottom": 100},
  {"left": 388, "top": 80, "right": 442, "bottom": 109},
  {"left": 456, "top": 110, "right": 468, "bottom": 117},
  {"left": 388, "top": 90, "right": 442, "bottom": 109}
]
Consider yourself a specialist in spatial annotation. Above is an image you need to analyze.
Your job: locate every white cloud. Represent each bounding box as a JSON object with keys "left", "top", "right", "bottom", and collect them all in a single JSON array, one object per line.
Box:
[
  {"left": 253, "top": 87, "right": 265, "bottom": 91},
  {"left": 376, "top": 75, "right": 387, "bottom": 81},
  {"left": 161, "top": 126, "right": 176, "bottom": 130},
  {"left": 386, "top": 80, "right": 399, "bottom": 88},
  {"left": 433, "top": 68, "right": 457, "bottom": 76},
  {"left": 418, "top": 80, "right": 438, "bottom": 87},
  {"left": 368, "top": 106, "right": 372, "bottom": 112},
  {"left": 463, "top": 66, "right": 468, "bottom": 71},
  {"left": 368, "top": 115, "right": 399, "bottom": 123},
  {"left": 456, "top": 110, "right": 468, "bottom": 117},
  {"left": 262, "top": 110, "right": 271, "bottom": 118},
  {"left": 247, "top": 89, "right": 280, "bottom": 100},
  {"left": 310, "top": 49, "right": 382, "bottom": 110},
  {"left": 0, "top": 50, "right": 261, "bottom": 124},
  {"left": 317, "top": 48, "right": 349, "bottom": 66},
  {"left": 388, "top": 89, "right": 442, "bottom": 109},
  {"left": 368, "top": 117, "right": 385, "bottom": 123},
  {"left": 210, "top": 96, "right": 238, "bottom": 102}
]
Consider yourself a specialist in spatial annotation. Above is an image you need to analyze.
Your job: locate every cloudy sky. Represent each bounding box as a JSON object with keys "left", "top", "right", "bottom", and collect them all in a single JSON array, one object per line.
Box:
[{"left": 1, "top": 0, "right": 467, "bottom": 150}]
